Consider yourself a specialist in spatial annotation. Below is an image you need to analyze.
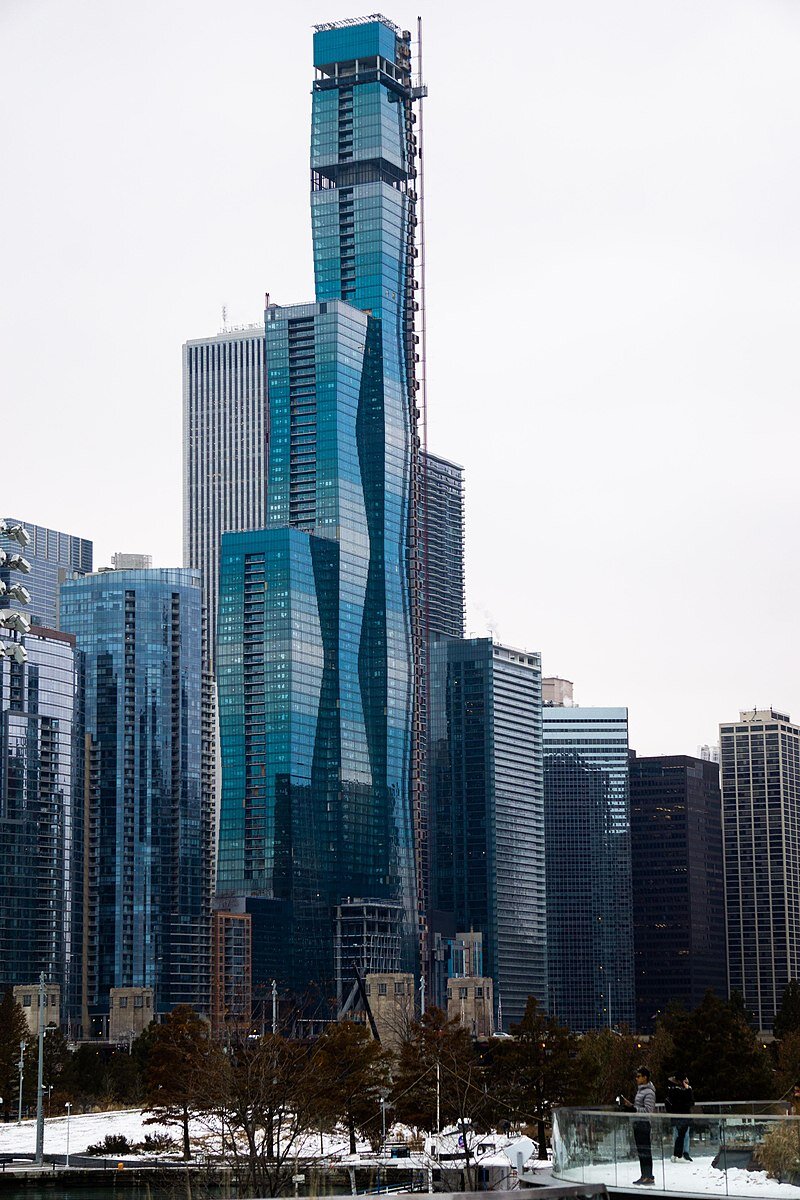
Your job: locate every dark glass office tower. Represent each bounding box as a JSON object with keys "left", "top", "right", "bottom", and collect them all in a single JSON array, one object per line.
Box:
[
  {"left": 216, "top": 18, "right": 423, "bottom": 1000},
  {"left": 0, "top": 518, "right": 92, "bottom": 629},
  {"left": 428, "top": 636, "right": 547, "bottom": 1026},
  {"left": 543, "top": 702, "right": 635, "bottom": 1030},
  {"left": 720, "top": 709, "right": 800, "bottom": 1032},
  {"left": 424, "top": 453, "right": 465, "bottom": 638},
  {"left": 0, "top": 627, "right": 79, "bottom": 1017},
  {"left": 60, "top": 569, "right": 212, "bottom": 1028},
  {"left": 629, "top": 754, "right": 725, "bottom": 1030}
]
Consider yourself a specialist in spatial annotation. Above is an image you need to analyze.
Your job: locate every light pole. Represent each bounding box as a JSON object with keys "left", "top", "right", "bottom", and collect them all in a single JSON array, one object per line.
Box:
[
  {"left": 35, "top": 973, "right": 45, "bottom": 1165},
  {"left": 17, "top": 1041, "right": 25, "bottom": 1124},
  {"left": 65, "top": 1102, "right": 71, "bottom": 1168}
]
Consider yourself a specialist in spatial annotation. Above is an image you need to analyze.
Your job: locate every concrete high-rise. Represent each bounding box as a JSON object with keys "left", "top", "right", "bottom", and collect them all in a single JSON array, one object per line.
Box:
[
  {"left": 424, "top": 452, "right": 465, "bottom": 638},
  {"left": 215, "top": 17, "right": 425, "bottom": 1001},
  {"left": 629, "top": 754, "right": 726, "bottom": 1031},
  {"left": 182, "top": 326, "right": 267, "bottom": 664},
  {"left": 0, "top": 626, "right": 80, "bottom": 1020},
  {"left": 720, "top": 708, "right": 800, "bottom": 1031},
  {"left": 60, "top": 568, "right": 213, "bottom": 1031},
  {"left": 429, "top": 637, "right": 547, "bottom": 1026},
  {"left": 0, "top": 517, "right": 91, "bottom": 629},
  {"left": 543, "top": 702, "right": 634, "bottom": 1030}
]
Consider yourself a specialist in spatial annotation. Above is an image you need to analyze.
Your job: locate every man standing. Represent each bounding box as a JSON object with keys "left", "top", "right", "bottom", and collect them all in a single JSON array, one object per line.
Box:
[
  {"left": 665, "top": 1075, "right": 693, "bottom": 1161},
  {"left": 620, "top": 1066, "right": 657, "bottom": 1185}
]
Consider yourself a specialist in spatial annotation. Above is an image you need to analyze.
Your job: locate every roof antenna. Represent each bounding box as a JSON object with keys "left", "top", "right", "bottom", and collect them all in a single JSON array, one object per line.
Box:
[{"left": 221, "top": 303, "right": 228, "bottom": 328}]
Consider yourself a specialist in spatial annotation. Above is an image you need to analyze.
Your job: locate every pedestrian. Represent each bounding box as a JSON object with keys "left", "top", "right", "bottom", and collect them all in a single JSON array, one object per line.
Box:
[
  {"left": 665, "top": 1075, "right": 694, "bottom": 1161},
  {"left": 619, "top": 1065, "right": 656, "bottom": 1185}
]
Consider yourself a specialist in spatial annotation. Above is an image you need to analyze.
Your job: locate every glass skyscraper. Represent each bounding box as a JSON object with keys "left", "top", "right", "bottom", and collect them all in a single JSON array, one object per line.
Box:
[
  {"left": 720, "top": 708, "right": 800, "bottom": 1032},
  {"left": 429, "top": 636, "right": 547, "bottom": 1027},
  {"left": 216, "top": 17, "right": 423, "bottom": 1001},
  {"left": 0, "top": 627, "right": 80, "bottom": 1017},
  {"left": 629, "top": 753, "right": 725, "bottom": 1031},
  {"left": 543, "top": 701, "right": 635, "bottom": 1030},
  {"left": 0, "top": 517, "right": 92, "bottom": 629},
  {"left": 60, "top": 568, "right": 212, "bottom": 1029},
  {"left": 424, "top": 452, "right": 465, "bottom": 639}
]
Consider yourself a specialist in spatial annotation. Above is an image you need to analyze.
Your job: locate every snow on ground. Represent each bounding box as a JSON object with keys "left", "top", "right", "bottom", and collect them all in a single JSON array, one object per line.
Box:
[
  {"left": 0, "top": 1110, "right": 188, "bottom": 1158},
  {"left": 566, "top": 1155, "right": 800, "bottom": 1196},
  {"left": 0, "top": 1110, "right": 380, "bottom": 1163}
]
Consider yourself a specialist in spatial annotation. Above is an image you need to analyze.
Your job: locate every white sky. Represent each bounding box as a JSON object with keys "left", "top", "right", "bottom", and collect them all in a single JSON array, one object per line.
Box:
[{"left": 2, "top": 0, "right": 799, "bottom": 755}]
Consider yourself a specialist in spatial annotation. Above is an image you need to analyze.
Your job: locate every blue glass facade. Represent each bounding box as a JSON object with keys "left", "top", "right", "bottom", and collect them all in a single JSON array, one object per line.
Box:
[
  {"left": 60, "top": 569, "right": 211, "bottom": 1024},
  {"left": 429, "top": 636, "right": 547, "bottom": 1027},
  {"left": 0, "top": 628, "right": 79, "bottom": 1016},
  {"left": 216, "top": 18, "right": 421, "bottom": 999},
  {"left": 542, "top": 706, "right": 635, "bottom": 1031},
  {"left": 0, "top": 517, "right": 92, "bottom": 629}
]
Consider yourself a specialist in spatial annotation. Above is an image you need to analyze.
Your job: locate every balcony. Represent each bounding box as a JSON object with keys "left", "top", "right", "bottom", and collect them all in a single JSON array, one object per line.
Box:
[{"left": 551, "top": 1106, "right": 800, "bottom": 1197}]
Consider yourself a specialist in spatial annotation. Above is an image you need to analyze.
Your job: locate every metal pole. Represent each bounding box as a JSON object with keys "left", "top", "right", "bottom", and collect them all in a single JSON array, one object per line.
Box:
[
  {"left": 35, "top": 973, "right": 45, "bottom": 1164},
  {"left": 436, "top": 1060, "right": 440, "bottom": 1135},
  {"left": 17, "top": 1041, "right": 25, "bottom": 1124},
  {"left": 420, "top": 975, "right": 426, "bottom": 1017},
  {"left": 271, "top": 979, "right": 277, "bottom": 1034},
  {"left": 65, "top": 1103, "right": 71, "bottom": 1168}
]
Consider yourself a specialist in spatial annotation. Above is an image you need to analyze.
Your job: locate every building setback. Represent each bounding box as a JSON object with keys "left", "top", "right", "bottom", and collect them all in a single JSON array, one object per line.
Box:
[
  {"left": 429, "top": 636, "right": 547, "bottom": 1026},
  {"left": 182, "top": 328, "right": 267, "bottom": 665},
  {"left": 60, "top": 568, "right": 213, "bottom": 1031},
  {"left": 629, "top": 754, "right": 726, "bottom": 1031},
  {"left": 720, "top": 708, "right": 800, "bottom": 1032},
  {"left": 0, "top": 517, "right": 92, "bottom": 629},
  {"left": 0, "top": 627, "right": 80, "bottom": 1021},
  {"left": 543, "top": 697, "right": 635, "bottom": 1030}
]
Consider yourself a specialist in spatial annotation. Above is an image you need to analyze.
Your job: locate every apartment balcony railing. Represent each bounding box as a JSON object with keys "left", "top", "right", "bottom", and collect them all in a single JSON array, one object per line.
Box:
[{"left": 552, "top": 1105, "right": 800, "bottom": 1196}]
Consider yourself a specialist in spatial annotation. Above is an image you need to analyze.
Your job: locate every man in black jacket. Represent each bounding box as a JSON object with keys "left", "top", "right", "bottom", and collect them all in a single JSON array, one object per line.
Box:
[{"left": 665, "top": 1075, "right": 694, "bottom": 1161}]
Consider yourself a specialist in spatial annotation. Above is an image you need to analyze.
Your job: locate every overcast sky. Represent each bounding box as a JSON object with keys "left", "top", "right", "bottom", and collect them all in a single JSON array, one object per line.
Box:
[{"left": 2, "top": 0, "right": 799, "bottom": 755}]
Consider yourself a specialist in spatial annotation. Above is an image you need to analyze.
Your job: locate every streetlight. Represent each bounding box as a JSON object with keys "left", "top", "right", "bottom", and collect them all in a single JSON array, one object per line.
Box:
[
  {"left": 65, "top": 1103, "right": 71, "bottom": 1168},
  {"left": 17, "top": 1041, "right": 25, "bottom": 1124}
]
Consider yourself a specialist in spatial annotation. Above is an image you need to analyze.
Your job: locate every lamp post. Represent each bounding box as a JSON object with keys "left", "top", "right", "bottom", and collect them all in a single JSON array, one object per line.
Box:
[
  {"left": 65, "top": 1102, "right": 71, "bottom": 1168},
  {"left": 35, "top": 973, "right": 45, "bottom": 1165},
  {"left": 17, "top": 1041, "right": 25, "bottom": 1124}
]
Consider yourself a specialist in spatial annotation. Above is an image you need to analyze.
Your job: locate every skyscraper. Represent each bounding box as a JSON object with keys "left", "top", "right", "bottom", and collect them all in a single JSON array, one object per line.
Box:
[
  {"left": 424, "top": 452, "right": 465, "bottom": 638},
  {"left": 183, "top": 326, "right": 267, "bottom": 663},
  {"left": 720, "top": 708, "right": 800, "bottom": 1031},
  {"left": 543, "top": 699, "right": 635, "bottom": 1030},
  {"left": 629, "top": 754, "right": 726, "bottom": 1031},
  {"left": 60, "top": 568, "right": 212, "bottom": 1031},
  {"left": 0, "top": 517, "right": 92, "bottom": 629},
  {"left": 215, "top": 17, "right": 424, "bottom": 1001},
  {"left": 0, "top": 626, "right": 80, "bottom": 1018},
  {"left": 429, "top": 636, "right": 547, "bottom": 1026}
]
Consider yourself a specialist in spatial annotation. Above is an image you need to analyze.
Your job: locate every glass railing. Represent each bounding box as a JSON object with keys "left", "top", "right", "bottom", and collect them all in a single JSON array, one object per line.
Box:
[{"left": 552, "top": 1106, "right": 800, "bottom": 1194}]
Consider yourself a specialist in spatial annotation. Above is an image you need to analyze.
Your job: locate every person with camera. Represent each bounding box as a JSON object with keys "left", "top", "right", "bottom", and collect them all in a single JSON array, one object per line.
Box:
[
  {"left": 665, "top": 1074, "right": 694, "bottom": 1161},
  {"left": 618, "top": 1066, "right": 657, "bottom": 1185}
]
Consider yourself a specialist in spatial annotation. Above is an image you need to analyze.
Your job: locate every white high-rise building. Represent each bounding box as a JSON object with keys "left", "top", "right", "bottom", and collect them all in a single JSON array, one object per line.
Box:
[{"left": 182, "top": 325, "right": 267, "bottom": 663}]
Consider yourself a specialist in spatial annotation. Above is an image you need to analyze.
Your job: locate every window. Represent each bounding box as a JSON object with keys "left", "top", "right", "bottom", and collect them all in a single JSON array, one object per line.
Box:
[
  {"left": 134, "top": 995, "right": 143, "bottom": 1009},
  {"left": 23, "top": 994, "right": 31, "bottom": 1007},
  {"left": 119, "top": 996, "right": 128, "bottom": 1009},
  {"left": 394, "top": 981, "right": 405, "bottom": 995},
  {"left": 378, "top": 983, "right": 387, "bottom": 996},
  {"left": 459, "top": 987, "right": 468, "bottom": 999}
]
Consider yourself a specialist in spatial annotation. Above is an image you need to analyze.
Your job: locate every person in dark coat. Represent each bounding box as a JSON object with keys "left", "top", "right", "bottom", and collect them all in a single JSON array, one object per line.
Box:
[
  {"left": 665, "top": 1075, "right": 694, "bottom": 1161},
  {"left": 620, "top": 1066, "right": 657, "bottom": 1185}
]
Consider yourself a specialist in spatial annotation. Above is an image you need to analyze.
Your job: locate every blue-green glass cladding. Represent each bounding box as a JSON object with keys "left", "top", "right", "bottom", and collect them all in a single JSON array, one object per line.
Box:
[
  {"left": 60, "top": 569, "right": 211, "bottom": 1020},
  {"left": 216, "top": 17, "right": 420, "bottom": 1000}
]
